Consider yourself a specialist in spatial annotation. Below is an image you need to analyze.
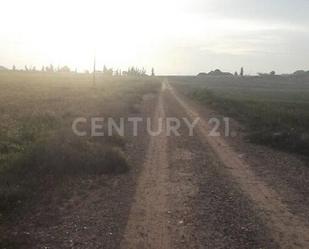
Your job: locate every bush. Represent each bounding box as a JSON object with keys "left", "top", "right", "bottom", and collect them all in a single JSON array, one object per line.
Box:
[
  {"left": 19, "top": 132, "right": 129, "bottom": 176},
  {"left": 0, "top": 131, "right": 129, "bottom": 220}
]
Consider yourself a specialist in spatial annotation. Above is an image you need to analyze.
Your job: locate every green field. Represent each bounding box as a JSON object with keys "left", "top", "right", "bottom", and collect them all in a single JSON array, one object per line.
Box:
[{"left": 170, "top": 75, "right": 309, "bottom": 156}]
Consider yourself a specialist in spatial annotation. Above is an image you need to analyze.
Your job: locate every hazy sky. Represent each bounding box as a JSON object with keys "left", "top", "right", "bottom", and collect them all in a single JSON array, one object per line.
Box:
[{"left": 1, "top": 0, "right": 309, "bottom": 75}]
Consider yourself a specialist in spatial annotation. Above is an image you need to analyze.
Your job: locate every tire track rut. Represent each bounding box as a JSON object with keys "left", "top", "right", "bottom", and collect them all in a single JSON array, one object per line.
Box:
[{"left": 120, "top": 85, "right": 170, "bottom": 249}]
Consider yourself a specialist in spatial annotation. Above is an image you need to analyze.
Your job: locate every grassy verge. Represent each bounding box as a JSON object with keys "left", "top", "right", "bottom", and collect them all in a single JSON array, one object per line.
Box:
[
  {"left": 0, "top": 72, "right": 160, "bottom": 222},
  {"left": 187, "top": 86, "right": 309, "bottom": 156}
]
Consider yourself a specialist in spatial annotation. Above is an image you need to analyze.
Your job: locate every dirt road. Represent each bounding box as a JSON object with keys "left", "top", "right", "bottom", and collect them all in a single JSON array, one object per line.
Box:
[
  {"left": 120, "top": 85, "right": 171, "bottom": 249},
  {"left": 120, "top": 79, "right": 309, "bottom": 249},
  {"left": 4, "top": 79, "right": 308, "bottom": 248}
]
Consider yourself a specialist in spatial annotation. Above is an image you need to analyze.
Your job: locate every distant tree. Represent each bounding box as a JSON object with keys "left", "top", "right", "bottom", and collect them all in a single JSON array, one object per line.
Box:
[
  {"left": 41, "top": 66, "right": 45, "bottom": 72},
  {"left": 207, "top": 69, "right": 233, "bottom": 76},
  {"left": 234, "top": 71, "right": 238, "bottom": 76},
  {"left": 270, "top": 71, "right": 276, "bottom": 75},
  {"left": 45, "top": 64, "right": 54, "bottom": 73},
  {"left": 12, "top": 65, "right": 16, "bottom": 71},
  {"left": 141, "top": 67, "right": 146, "bottom": 76},
  {"left": 151, "top": 68, "right": 155, "bottom": 76},
  {"left": 114, "top": 69, "right": 122, "bottom": 76},
  {"left": 126, "top": 66, "right": 147, "bottom": 76},
  {"left": 240, "top": 67, "right": 244, "bottom": 77},
  {"left": 293, "top": 70, "right": 306, "bottom": 75},
  {"left": 45, "top": 64, "right": 54, "bottom": 72},
  {"left": 197, "top": 72, "right": 207, "bottom": 77},
  {"left": 101, "top": 65, "right": 112, "bottom": 76},
  {"left": 25, "top": 65, "right": 28, "bottom": 71},
  {"left": 58, "top": 65, "right": 71, "bottom": 72},
  {"left": 103, "top": 65, "right": 108, "bottom": 74}
]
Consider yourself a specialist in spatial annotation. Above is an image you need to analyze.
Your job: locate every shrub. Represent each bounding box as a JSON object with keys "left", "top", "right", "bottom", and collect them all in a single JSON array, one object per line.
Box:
[
  {"left": 20, "top": 132, "right": 129, "bottom": 176},
  {"left": 0, "top": 131, "right": 129, "bottom": 220}
]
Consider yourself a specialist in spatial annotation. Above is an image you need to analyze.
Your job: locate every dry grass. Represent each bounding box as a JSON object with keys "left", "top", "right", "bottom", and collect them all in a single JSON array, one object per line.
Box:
[{"left": 0, "top": 71, "right": 160, "bottom": 220}]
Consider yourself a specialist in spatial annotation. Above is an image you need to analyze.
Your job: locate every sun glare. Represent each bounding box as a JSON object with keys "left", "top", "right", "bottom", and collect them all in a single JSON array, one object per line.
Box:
[
  {"left": 2, "top": 0, "right": 304, "bottom": 74},
  {"left": 1, "top": 0, "right": 189, "bottom": 71}
]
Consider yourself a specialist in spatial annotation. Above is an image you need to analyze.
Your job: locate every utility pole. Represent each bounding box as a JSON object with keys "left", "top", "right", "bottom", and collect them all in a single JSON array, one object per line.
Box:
[{"left": 93, "top": 55, "right": 96, "bottom": 88}]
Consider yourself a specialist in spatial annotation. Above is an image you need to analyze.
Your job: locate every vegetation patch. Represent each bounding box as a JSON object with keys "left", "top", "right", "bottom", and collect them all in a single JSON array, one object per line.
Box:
[
  {"left": 0, "top": 72, "right": 160, "bottom": 222},
  {"left": 189, "top": 87, "right": 309, "bottom": 156}
]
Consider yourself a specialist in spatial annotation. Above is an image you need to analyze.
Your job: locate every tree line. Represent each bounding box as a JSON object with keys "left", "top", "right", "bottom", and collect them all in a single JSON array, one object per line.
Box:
[{"left": 8, "top": 64, "right": 155, "bottom": 77}]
